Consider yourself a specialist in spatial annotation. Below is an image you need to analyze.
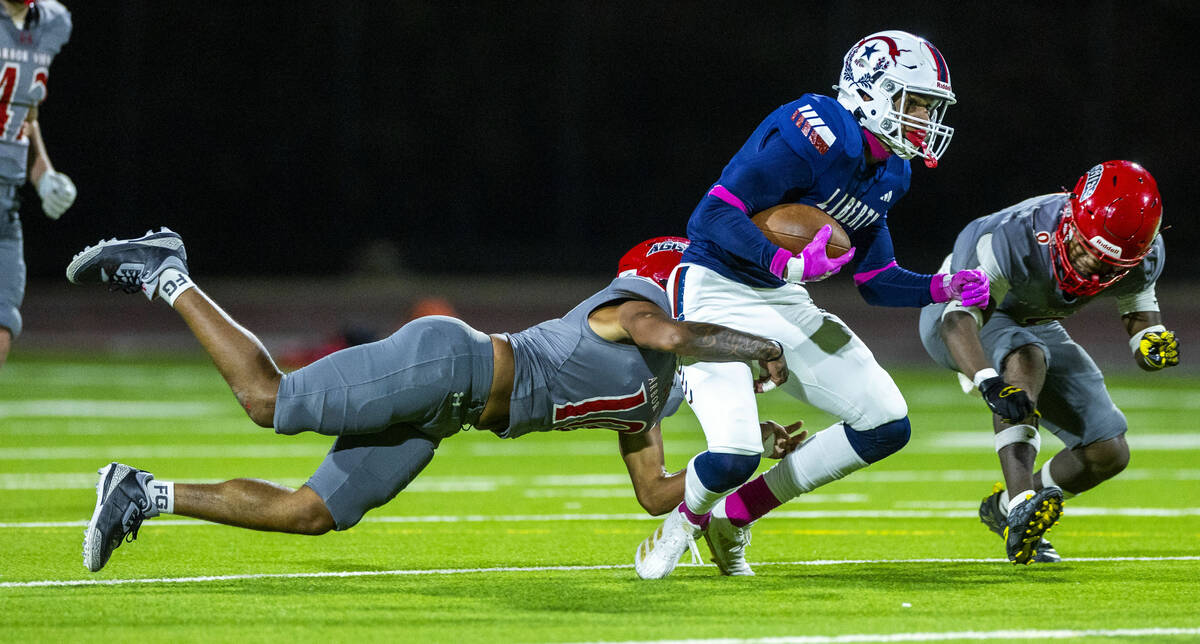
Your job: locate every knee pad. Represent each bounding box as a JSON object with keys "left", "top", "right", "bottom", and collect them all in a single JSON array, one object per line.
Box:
[
  {"left": 692, "top": 450, "right": 761, "bottom": 493},
  {"left": 843, "top": 417, "right": 911, "bottom": 464}
]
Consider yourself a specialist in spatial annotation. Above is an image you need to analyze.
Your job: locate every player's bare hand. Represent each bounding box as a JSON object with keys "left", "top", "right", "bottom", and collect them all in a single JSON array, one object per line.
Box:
[
  {"left": 760, "top": 420, "right": 807, "bottom": 458},
  {"left": 754, "top": 352, "right": 788, "bottom": 393}
]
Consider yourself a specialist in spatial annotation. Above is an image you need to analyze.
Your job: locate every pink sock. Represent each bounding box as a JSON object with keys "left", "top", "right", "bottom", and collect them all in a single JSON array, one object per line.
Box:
[
  {"left": 678, "top": 502, "right": 711, "bottom": 530},
  {"left": 723, "top": 475, "right": 784, "bottom": 527}
]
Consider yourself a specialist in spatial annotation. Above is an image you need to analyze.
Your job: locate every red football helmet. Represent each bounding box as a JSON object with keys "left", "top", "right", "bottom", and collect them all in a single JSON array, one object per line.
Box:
[
  {"left": 1051, "top": 161, "right": 1162, "bottom": 297},
  {"left": 617, "top": 236, "right": 689, "bottom": 288}
]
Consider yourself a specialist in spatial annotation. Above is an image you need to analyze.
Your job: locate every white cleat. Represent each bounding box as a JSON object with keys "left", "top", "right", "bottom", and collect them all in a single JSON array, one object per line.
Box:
[
  {"left": 634, "top": 507, "right": 702, "bottom": 579},
  {"left": 704, "top": 497, "right": 754, "bottom": 576}
]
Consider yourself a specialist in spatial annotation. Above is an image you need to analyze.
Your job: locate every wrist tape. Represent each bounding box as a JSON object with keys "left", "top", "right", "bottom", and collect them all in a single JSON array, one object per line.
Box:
[{"left": 1128, "top": 324, "right": 1167, "bottom": 355}]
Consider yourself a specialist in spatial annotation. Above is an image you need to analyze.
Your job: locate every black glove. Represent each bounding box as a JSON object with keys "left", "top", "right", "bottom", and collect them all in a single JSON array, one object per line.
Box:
[{"left": 978, "top": 376, "right": 1036, "bottom": 423}]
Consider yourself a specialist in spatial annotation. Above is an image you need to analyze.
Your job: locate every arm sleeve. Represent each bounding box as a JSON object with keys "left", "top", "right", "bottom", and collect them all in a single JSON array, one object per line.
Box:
[
  {"left": 1117, "top": 283, "right": 1159, "bottom": 316},
  {"left": 850, "top": 220, "right": 940, "bottom": 307},
  {"left": 686, "top": 130, "right": 815, "bottom": 269}
]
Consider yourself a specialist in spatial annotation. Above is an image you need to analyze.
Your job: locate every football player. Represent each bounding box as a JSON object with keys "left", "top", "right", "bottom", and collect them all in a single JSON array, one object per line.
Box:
[
  {"left": 67, "top": 232, "right": 806, "bottom": 572},
  {"left": 634, "top": 30, "right": 988, "bottom": 579},
  {"left": 0, "top": 0, "right": 75, "bottom": 369},
  {"left": 918, "top": 160, "right": 1175, "bottom": 564}
]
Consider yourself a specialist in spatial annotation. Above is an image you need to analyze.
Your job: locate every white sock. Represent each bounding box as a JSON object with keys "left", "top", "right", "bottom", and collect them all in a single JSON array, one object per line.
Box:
[
  {"left": 1040, "top": 454, "right": 1078, "bottom": 499},
  {"left": 683, "top": 455, "right": 724, "bottom": 516},
  {"left": 157, "top": 268, "right": 195, "bottom": 307},
  {"left": 1007, "top": 489, "right": 1035, "bottom": 514},
  {"left": 998, "top": 489, "right": 1011, "bottom": 516},
  {"left": 147, "top": 479, "right": 175, "bottom": 515},
  {"left": 762, "top": 422, "right": 868, "bottom": 501}
]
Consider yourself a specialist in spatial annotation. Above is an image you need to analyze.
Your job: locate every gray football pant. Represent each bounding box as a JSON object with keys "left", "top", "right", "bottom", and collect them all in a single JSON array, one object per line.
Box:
[
  {"left": 919, "top": 304, "right": 1126, "bottom": 448},
  {"left": 273, "top": 315, "right": 493, "bottom": 529}
]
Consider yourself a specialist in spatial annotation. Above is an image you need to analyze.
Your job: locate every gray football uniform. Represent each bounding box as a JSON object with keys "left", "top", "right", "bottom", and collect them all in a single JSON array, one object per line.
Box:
[
  {"left": 503, "top": 275, "right": 681, "bottom": 438},
  {"left": 919, "top": 193, "right": 1165, "bottom": 448},
  {"left": 282, "top": 276, "right": 684, "bottom": 529},
  {"left": 0, "top": 1, "right": 71, "bottom": 338}
]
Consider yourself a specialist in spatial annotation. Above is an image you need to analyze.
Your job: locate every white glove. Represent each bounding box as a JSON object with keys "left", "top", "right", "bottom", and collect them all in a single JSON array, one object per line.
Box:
[{"left": 37, "top": 169, "right": 76, "bottom": 220}]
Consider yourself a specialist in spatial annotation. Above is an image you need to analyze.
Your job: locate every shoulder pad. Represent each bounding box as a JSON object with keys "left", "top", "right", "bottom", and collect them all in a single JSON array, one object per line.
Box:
[
  {"left": 1140, "top": 235, "right": 1166, "bottom": 284},
  {"left": 607, "top": 276, "right": 670, "bottom": 313},
  {"left": 34, "top": 1, "right": 72, "bottom": 43},
  {"left": 776, "top": 93, "right": 860, "bottom": 162}
]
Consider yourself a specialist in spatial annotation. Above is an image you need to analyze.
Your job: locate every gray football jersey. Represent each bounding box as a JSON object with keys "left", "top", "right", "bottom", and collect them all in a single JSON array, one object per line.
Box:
[
  {"left": 502, "top": 276, "right": 682, "bottom": 439},
  {"left": 948, "top": 193, "right": 1165, "bottom": 325},
  {"left": 0, "top": 1, "right": 71, "bottom": 185}
]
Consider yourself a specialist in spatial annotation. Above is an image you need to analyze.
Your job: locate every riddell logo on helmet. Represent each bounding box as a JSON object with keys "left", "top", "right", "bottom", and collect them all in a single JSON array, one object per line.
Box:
[{"left": 1089, "top": 235, "right": 1123, "bottom": 259}]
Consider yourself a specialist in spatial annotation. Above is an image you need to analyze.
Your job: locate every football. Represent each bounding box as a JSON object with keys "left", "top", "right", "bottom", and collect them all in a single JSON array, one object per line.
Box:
[{"left": 751, "top": 203, "right": 851, "bottom": 257}]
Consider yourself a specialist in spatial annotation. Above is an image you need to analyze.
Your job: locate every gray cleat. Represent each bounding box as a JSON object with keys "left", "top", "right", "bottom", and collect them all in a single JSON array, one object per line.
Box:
[
  {"left": 66, "top": 228, "right": 189, "bottom": 300},
  {"left": 83, "top": 462, "right": 158, "bottom": 572}
]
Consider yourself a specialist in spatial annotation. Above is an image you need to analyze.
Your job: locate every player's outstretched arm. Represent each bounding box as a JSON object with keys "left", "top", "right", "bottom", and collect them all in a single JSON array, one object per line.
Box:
[
  {"left": 618, "top": 420, "right": 808, "bottom": 515},
  {"left": 941, "top": 310, "right": 1036, "bottom": 423},
  {"left": 1124, "top": 311, "right": 1180, "bottom": 371},
  {"left": 618, "top": 424, "right": 683, "bottom": 515},
  {"left": 614, "top": 299, "right": 787, "bottom": 389}
]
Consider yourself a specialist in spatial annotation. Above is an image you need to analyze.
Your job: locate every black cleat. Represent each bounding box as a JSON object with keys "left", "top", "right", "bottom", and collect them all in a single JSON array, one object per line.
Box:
[
  {"left": 981, "top": 483, "right": 1063, "bottom": 564},
  {"left": 1003, "top": 486, "right": 1063, "bottom": 565},
  {"left": 66, "top": 228, "right": 189, "bottom": 300},
  {"left": 83, "top": 462, "right": 158, "bottom": 572},
  {"left": 979, "top": 484, "right": 1007, "bottom": 538}
]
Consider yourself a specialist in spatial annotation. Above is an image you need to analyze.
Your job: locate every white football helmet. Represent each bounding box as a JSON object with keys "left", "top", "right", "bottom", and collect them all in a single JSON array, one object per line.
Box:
[{"left": 834, "top": 30, "right": 956, "bottom": 166}]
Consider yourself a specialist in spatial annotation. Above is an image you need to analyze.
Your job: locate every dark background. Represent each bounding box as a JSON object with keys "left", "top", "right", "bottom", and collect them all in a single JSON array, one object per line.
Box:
[{"left": 19, "top": 1, "right": 1199, "bottom": 280}]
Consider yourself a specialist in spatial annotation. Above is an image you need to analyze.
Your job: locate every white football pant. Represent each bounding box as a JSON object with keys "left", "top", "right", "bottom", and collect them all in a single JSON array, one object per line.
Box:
[{"left": 669, "top": 263, "right": 907, "bottom": 455}]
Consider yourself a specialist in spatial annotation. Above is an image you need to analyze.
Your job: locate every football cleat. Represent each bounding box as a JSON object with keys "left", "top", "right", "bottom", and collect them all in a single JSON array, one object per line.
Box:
[
  {"left": 1033, "top": 537, "right": 1062, "bottom": 563},
  {"left": 66, "top": 228, "right": 189, "bottom": 301},
  {"left": 703, "top": 497, "right": 754, "bottom": 576},
  {"left": 980, "top": 484, "right": 1062, "bottom": 564},
  {"left": 1003, "top": 486, "right": 1063, "bottom": 565},
  {"left": 83, "top": 462, "right": 159, "bottom": 572},
  {"left": 634, "top": 506, "right": 702, "bottom": 580},
  {"left": 978, "top": 483, "right": 1007, "bottom": 538}
]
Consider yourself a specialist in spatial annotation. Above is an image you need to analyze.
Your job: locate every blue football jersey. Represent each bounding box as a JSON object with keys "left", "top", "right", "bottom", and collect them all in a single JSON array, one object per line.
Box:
[{"left": 682, "top": 93, "right": 932, "bottom": 306}]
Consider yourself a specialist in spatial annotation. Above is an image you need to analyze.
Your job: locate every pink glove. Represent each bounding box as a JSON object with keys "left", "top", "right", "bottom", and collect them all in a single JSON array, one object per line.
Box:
[
  {"left": 931, "top": 269, "right": 989, "bottom": 307},
  {"left": 770, "top": 225, "right": 856, "bottom": 283}
]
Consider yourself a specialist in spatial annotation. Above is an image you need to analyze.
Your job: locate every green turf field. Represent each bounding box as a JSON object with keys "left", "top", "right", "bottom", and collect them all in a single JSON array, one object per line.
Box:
[{"left": 2, "top": 354, "right": 1198, "bottom": 642}]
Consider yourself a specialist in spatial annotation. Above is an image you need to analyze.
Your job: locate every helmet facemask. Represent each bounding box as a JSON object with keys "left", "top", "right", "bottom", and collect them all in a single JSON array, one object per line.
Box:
[
  {"left": 1050, "top": 206, "right": 1133, "bottom": 297},
  {"left": 878, "top": 85, "right": 954, "bottom": 167}
]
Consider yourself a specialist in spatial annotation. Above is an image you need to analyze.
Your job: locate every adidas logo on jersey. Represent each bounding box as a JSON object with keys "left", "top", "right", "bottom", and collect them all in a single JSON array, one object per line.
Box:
[{"left": 880, "top": 190, "right": 893, "bottom": 203}]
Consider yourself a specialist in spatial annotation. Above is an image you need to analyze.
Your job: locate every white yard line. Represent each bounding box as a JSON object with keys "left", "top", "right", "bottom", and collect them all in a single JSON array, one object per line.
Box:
[
  {"left": 5, "top": 468, "right": 1199, "bottom": 490},
  {"left": 3, "top": 556, "right": 1200, "bottom": 589},
  {"left": 0, "top": 400, "right": 233, "bottom": 419},
  {"left": 5, "top": 506, "right": 1200, "bottom": 529},
  {"left": 579, "top": 627, "right": 1200, "bottom": 643}
]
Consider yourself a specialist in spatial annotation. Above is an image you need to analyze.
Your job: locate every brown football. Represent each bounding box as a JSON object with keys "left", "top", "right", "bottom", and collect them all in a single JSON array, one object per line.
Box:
[{"left": 751, "top": 203, "right": 852, "bottom": 257}]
